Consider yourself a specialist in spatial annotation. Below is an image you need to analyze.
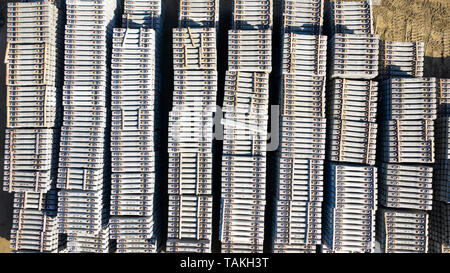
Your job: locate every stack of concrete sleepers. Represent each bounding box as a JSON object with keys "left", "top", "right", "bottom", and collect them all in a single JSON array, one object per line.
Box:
[
  {"left": 10, "top": 190, "right": 59, "bottom": 252},
  {"left": 323, "top": 163, "right": 377, "bottom": 253},
  {"left": 122, "top": 0, "right": 164, "bottom": 29},
  {"left": 166, "top": 0, "right": 218, "bottom": 253},
  {"left": 281, "top": 33, "right": 327, "bottom": 76},
  {"left": 328, "top": 33, "right": 379, "bottom": 80},
  {"left": 376, "top": 208, "right": 429, "bottom": 253},
  {"left": 326, "top": 1, "right": 378, "bottom": 80},
  {"left": 322, "top": 0, "right": 378, "bottom": 253},
  {"left": 378, "top": 164, "right": 433, "bottom": 211},
  {"left": 271, "top": 0, "right": 326, "bottom": 254},
  {"left": 220, "top": 71, "right": 269, "bottom": 253},
  {"left": 3, "top": 0, "right": 64, "bottom": 253},
  {"left": 326, "top": 80, "right": 378, "bottom": 166},
  {"left": 429, "top": 79, "right": 450, "bottom": 252},
  {"left": 377, "top": 77, "right": 437, "bottom": 253},
  {"left": 179, "top": 0, "right": 218, "bottom": 28},
  {"left": 379, "top": 41, "right": 425, "bottom": 79},
  {"left": 231, "top": 0, "right": 272, "bottom": 30},
  {"left": 108, "top": 0, "right": 164, "bottom": 253},
  {"left": 56, "top": 0, "right": 120, "bottom": 253},
  {"left": 219, "top": 0, "right": 271, "bottom": 253},
  {"left": 325, "top": 0, "right": 373, "bottom": 35},
  {"left": 281, "top": 0, "right": 324, "bottom": 34}
]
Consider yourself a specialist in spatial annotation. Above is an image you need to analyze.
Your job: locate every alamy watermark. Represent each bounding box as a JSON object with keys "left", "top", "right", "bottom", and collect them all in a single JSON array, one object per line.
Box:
[{"left": 170, "top": 105, "right": 280, "bottom": 151}]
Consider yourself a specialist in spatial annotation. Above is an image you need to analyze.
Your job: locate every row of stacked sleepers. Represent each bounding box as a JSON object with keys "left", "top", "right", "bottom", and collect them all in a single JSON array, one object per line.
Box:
[
  {"left": 376, "top": 74, "right": 435, "bottom": 252},
  {"left": 166, "top": 0, "right": 218, "bottom": 253},
  {"left": 322, "top": 0, "right": 447, "bottom": 253},
  {"left": 3, "top": 0, "right": 166, "bottom": 254},
  {"left": 322, "top": 0, "right": 379, "bottom": 253},
  {"left": 271, "top": 0, "right": 327, "bottom": 253},
  {"left": 108, "top": 0, "right": 164, "bottom": 253},
  {"left": 372, "top": 0, "right": 433, "bottom": 251},
  {"left": 429, "top": 79, "right": 450, "bottom": 253},
  {"left": 3, "top": 0, "right": 64, "bottom": 253},
  {"left": 218, "top": 0, "right": 272, "bottom": 253},
  {"left": 375, "top": 7, "right": 436, "bottom": 253},
  {"left": 56, "top": 0, "right": 120, "bottom": 253}
]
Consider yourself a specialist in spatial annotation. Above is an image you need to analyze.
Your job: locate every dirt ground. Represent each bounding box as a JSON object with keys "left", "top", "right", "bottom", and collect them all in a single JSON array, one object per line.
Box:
[
  {"left": 372, "top": 0, "right": 450, "bottom": 78},
  {"left": 0, "top": 237, "right": 10, "bottom": 253}
]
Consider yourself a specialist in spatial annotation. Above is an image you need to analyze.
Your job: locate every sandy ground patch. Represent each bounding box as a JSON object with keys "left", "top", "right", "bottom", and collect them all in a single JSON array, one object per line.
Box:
[
  {"left": 0, "top": 237, "right": 10, "bottom": 253},
  {"left": 372, "top": 0, "right": 450, "bottom": 78}
]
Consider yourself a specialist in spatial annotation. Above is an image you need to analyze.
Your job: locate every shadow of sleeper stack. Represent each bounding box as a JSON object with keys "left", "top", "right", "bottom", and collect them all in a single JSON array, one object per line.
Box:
[
  {"left": 322, "top": 0, "right": 378, "bottom": 253},
  {"left": 56, "top": 0, "right": 120, "bottom": 253}
]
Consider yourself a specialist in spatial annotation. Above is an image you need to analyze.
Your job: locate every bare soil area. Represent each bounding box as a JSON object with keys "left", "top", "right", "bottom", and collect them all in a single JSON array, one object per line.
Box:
[
  {"left": 0, "top": 237, "right": 10, "bottom": 253},
  {"left": 0, "top": 0, "right": 13, "bottom": 254},
  {"left": 372, "top": 0, "right": 449, "bottom": 77}
]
